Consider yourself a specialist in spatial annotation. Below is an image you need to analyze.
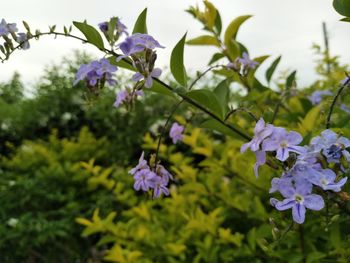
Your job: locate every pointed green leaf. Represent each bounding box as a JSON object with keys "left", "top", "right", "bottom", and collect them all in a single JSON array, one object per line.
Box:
[
  {"left": 214, "top": 79, "right": 230, "bottom": 116},
  {"left": 226, "top": 39, "right": 241, "bottom": 61},
  {"left": 187, "top": 35, "right": 220, "bottom": 47},
  {"left": 170, "top": 33, "right": 187, "bottom": 87},
  {"left": 107, "top": 56, "right": 135, "bottom": 71},
  {"left": 224, "top": 15, "right": 252, "bottom": 46},
  {"left": 73, "top": 21, "right": 104, "bottom": 50},
  {"left": 132, "top": 8, "right": 148, "bottom": 34},
  {"left": 286, "top": 70, "right": 297, "bottom": 89},
  {"left": 208, "top": 53, "right": 225, "bottom": 65},
  {"left": 340, "top": 17, "right": 350, "bottom": 22},
  {"left": 108, "top": 17, "right": 118, "bottom": 40},
  {"left": 203, "top": 0, "right": 217, "bottom": 29},
  {"left": 186, "top": 89, "right": 223, "bottom": 119},
  {"left": 214, "top": 9, "right": 222, "bottom": 34},
  {"left": 266, "top": 56, "right": 281, "bottom": 83}
]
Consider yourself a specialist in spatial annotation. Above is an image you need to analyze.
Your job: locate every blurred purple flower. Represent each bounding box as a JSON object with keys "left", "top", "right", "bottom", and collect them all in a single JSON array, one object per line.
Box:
[
  {"left": 307, "top": 90, "right": 332, "bottom": 105},
  {"left": 133, "top": 169, "right": 156, "bottom": 191},
  {"left": 113, "top": 89, "right": 143, "bottom": 108},
  {"left": 150, "top": 175, "right": 170, "bottom": 198},
  {"left": 341, "top": 76, "right": 350, "bottom": 86},
  {"left": 74, "top": 58, "right": 117, "bottom": 86},
  {"left": 118, "top": 33, "right": 164, "bottom": 57},
  {"left": 340, "top": 104, "right": 350, "bottom": 114},
  {"left": 169, "top": 122, "right": 184, "bottom": 144},
  {"left": 132, "top": 68, "right": 162, "bottom": 88},
  {"left": 0, "top": 19, "right": 9, "bottom": 36},
  {"left": 16, "top": 33, "right": 30, "bottom": 50},
  {"left": 308, "top": 168, "right": 347, "bottom": 192},
  {"left": 98, "top": 18, "right": 128, "bottom": 36},
  {"left": 238, "top": 52, "right": 259, "bottom": 70},
  {"left": 129, "top": 151, "right": 149, "bottom": 175}
]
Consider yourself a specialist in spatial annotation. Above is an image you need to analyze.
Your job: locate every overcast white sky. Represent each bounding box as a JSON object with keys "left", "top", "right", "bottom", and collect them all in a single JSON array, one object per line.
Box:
[{"left": 0, "top": 0, "right": 349, "bottom": 87}]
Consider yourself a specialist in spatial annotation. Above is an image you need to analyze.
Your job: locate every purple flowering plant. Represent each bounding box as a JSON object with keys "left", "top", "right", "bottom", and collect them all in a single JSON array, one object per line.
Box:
[{"left": 2, "top": 2, "right": 350, "bottom": 258}]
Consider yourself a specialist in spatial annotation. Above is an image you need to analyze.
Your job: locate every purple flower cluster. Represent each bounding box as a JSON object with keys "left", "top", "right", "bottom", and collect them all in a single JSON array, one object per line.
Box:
[
  {"left": 0, "top": 19, "right": 30, "bottom": 51},
  {"left": 113, "top": 88, "right": 143, "bottom": 108},
  {"left": 242, "top": 119, "right": 348, "bottom": 223},
  {"left": 98, "top": 17, "right": 128, "bottom": 40},
  {"left": 129, "top": 152, "right": 173, "bottom": 198},
  {"left": 74, "top": 58, "right": 118, "bottom": 87},
  {"left": 169, "top": 122, "right": 185, "bottom": 144},
  {"left": 117, "top": 33, "right": 164, "bottom": 88},
  {"left": 227, "top": 52, "right": 258, "bottom": 75},
  {"left": 307, "top": 90, "right": 332, "bottom": 105}
]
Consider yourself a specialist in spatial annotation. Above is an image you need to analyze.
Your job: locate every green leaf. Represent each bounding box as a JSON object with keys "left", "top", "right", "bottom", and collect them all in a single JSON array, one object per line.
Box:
[
  {"left": 286, "top": 70, "right": 297, "bottom": 89},
  {"left": 186, "top": 89, "right": 223, "bottom": 119},
  {"left": 147, "top": 80, "right": 176, "bottom": 98},
  {"left": 213, "top": 79, "right": 230, "bottom": 116},
  {"left": 107, "top": 56, "right": 134, "bottom": 71},
  {"left": 224, "top": 15, "right": 252, "bottom": 46},
  {"left": 208, "top": 53, "right": 225, "bottom": 65},
  {"left": 298, "top": 105, "right": 321, "bottom": 135},
  {"left": 340, "top": 17, "right": 350, "bottom": 22},
  {"left": 132, "top": 8, "right": 148, "bottom": 34},
  {"left": 333, "top": 0, "right": 350, "bottom": 17},
  {"left": 186, "top": 35, "right": 220, "bottom": 47},
  {"left": 214, "top": 9, "right": 222, "bottom": 34},
  {"left": 108, "top": 17, "right": 118, "bottom": 40},
  {"left": 170, "top": 33, "right": 188, "bottom": 87},
  {"left": 73, "top": 21, "right": 104, "bottom": 50},
  {"left": 200, "top": 119, "right": 236, "bottom": 137},
  {"left": 226, "top": 39, "right": 241, "bottom": 61},
  {"left": 203, "top": 0, "right": 217, "bottom": 29},
  {"left": 265, "top": 56, "right": 281, "bottom": 83}
]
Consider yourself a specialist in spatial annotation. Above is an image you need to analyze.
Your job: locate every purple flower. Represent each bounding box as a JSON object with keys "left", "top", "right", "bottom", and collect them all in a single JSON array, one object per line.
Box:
[
  {"left": 340, "top": 104, "right": 350, "bottom": 114},
  {"left": 308, "top": 168, "right": 347, "bottom": 192},
  {"left": 156, "top": 164, "right": 173, "bottom": 184},
  {"left": 16, "top": 33, "right": 30, "bottom": 50},
  {"left": 271, "top": 179, "right": 324, "bottom": 224},
  {"left": 132, "top": 68, "right": 162, "bottom": 88},
  {"left": 150, "top": 175, "right": 170, "bottom": 198},
  {"left": 253, "top": 151, "right": 266, "bottom": 178},
  {"left": 0, "top": 19, "right": 9, "bottom": 36},
  {"left": 133, "top": 169, "right": 156, "bottom": 191},
  {"left": 169, "top": 122, "right": 184, "bottom": 144},
  {"left": 307, "top": 90, "right": 332, "bottom": 105},
  {"left": 74, "top": 58, "right": 118, "bottom": 86},
  {"left": 262, "top": 128, "right": 305, "bottom": 161},
  {"left": 241, "top": 118, "right": 274, "bottom": 153},
  {"left": 98, "top": 18, "right": 128, "bottom": 37},
  {"left": 7, "top": 23, "right": 18, "bottom": 34},
  {"left": 310, "top": 129, "right": 350, "bottom": 163},
  {"left": 113, "top": 89, "right": 143, "bottom": 108},
  {"left": 238, "top": 52, "right": 259, "bottom": 70},
  {"left": 118, "top": 33, "right": 164, "bottom": 57},
  {"left": 129, "top": 151, "right": 149, "bottom": 175}
]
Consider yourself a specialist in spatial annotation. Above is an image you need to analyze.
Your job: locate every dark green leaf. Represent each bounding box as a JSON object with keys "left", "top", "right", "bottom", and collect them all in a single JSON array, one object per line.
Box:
[
  {"left": 73, "top": 21, "right": 104, "bottom": 50},
  {"left": 170, "top": 33, "right": 187, "bottom": 87},
  {"left": 186, "top": 89, "right": 223, "bottom": 119},
  {"left": 265, "top": 56, "right": 281, "bottom": 83},
  {"left": 147, "top": 80, "right": 176, "bottom": 98},
  {"left": 340, "top": 17, "right": 350, "bottom": 22},
  {"left": 186, "top": 35, "right": 220, "bottom": 47},
  {"left": 132, "top": 8, "right": 148, "bottom": 34},
  {"left": 200, "top": 119, "right": 236, "bottom": 137},
  {"left": 108, "top": 17, "right": 118, "bottom": 40},
  {"left": 213, "top": 79, "right": 230, "bottom": 116},
  {"left": 286, "top": 70, "right": 297, "bottom": 89},
  {"left": 214, "top": 9, "right": 222, "bottom": 34},
  {"left": 333, "top": 0, "right": 350, "bottom": 17},
  {"left": 208, "top": 53, "right": 225, "bottom": 65}
]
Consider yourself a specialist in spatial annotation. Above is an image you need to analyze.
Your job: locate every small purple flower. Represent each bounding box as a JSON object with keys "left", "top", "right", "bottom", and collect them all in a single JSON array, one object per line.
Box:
[
  {"left": 271, "top": 179, "right": 324, "bottom": 224},
  {"left": 113, "top": 89, "right": 143, "bottom": 108},
  {"left": 308, "top": 168, "right": 347, "bottom": 192},
  {"left": 0, "top": 19, "right": 9, "bottom": 36},
  {"left": 7, "top": 23, "right": 18, "bottom": 34},
  {"left": 253, "top": 150, "right": 266, "bottom": 178},
  {"left": 310, "top": 129, "right": 350, "bottom": 163},
  {"left": 169, "top": 122, "right": 184, "bottom": 144},
  {"left": 16, "top": 33, "right": 30, "bottom": 50},
  {"left": 238, "top": 52, "right": 259, "bottom": 70},
  {"left": 262, "top": 128, "right": 305, "bottom": 161},
  {"left": 307, "top": 90, "right": 332, "bottom": 105},
  {"left": 129, "top": 151, "right": 149, "bottom": 175},
  {"left": 156, "top": 164, "right": 173, "bottom": 184},
  {"left": 98, "top": 18, "right": 128, "bottom": 37},
  {"left": 133, "top": 169, "right": 156, "bottom": 191},
  {"left": 118, "top": 33, "right": 164, "bottom": 57},
  {"left": 132, "top": 68, "right": 162, "bottom": 88},
  {"left": 241, "top": 118, "right": 274, "bottom": 153},
  {"left": 98, "top": 22, "right": 109, "bottom": 32},
  {"left": 74, "top": 58, "right": 118, "bottom": 86},
  {"left": 150, "top": 175, "right": 170, "bottom": 198}
]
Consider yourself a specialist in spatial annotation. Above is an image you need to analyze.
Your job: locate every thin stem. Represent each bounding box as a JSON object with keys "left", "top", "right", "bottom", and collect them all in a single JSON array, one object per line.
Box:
[
  {"left": 189, "top": 64, "right": 223, "bottom": 90},
  {"left": 154, "top": 100, "right": 183, "bottom": 168},
  {"left": 326, "top": 73, "right": 350, "bottom": 129},
  {"left": 225, "top": 107, "right": 258, "bottom": 122}
]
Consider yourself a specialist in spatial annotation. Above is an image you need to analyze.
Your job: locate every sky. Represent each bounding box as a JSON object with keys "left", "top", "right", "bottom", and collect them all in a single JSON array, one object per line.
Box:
[{"left": 0, "top": 0, "right": 349, "bottom": 88}]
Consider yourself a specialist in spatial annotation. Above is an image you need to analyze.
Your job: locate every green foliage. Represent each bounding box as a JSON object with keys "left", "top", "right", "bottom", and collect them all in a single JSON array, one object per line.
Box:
[
  {"left": 333, "top": 0, "right": 350, "bottom": 17},
  {"left": 170, "top": 33, "right": 188, "bottom": 87},
  {"left": 73, "top": 21, "right": 104, "bottom": 50},
  {"left": 132, "top": 8, "right": 148, "bottom": 34}
]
